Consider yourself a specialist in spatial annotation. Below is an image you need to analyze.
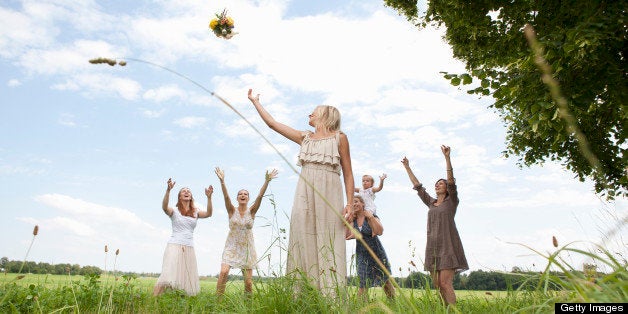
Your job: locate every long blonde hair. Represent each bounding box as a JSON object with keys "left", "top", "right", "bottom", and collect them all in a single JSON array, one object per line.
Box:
[{"left": 314, "top": 105, "right": 341, "bottom": 132}]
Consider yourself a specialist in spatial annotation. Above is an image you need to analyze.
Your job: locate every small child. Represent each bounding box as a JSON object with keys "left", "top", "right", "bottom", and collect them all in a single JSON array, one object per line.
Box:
[{"left": 354, "top": 173, "right": 387, "bottom": 215}]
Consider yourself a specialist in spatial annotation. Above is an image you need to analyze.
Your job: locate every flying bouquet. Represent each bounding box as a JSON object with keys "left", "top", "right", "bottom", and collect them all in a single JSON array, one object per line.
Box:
[{"left": 209, "top": 9, "right": 235, "bottom": 39}]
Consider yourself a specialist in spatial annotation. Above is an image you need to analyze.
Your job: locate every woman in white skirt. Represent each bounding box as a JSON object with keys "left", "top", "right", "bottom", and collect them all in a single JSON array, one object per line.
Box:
[{"left": 153, "top": 178, "right": 214, "bottom": 296}]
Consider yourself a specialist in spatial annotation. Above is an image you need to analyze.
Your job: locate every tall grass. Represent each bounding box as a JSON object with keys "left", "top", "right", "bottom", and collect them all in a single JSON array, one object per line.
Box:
[{"left": 1, "top": 238, "right": 626, "bottom": 313}]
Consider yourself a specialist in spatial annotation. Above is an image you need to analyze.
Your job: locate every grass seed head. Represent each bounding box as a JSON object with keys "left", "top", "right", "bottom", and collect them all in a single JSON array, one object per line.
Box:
[
  {"left": 552, "top": 236, "right": 558, "bottom": 248},
  {"left": 33, "top": 225, "right": 39, "bottom": 236},
  {"left": 105, "top": 245, "right": 108, "bottom": 253},
  {"left": 116, "top": 249, "right": 120, "bottom": 255}
]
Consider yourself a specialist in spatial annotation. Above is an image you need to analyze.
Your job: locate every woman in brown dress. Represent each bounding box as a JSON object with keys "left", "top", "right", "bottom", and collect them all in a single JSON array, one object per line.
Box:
[{"left": 401, "top": 145, "right": 468, "bottom": 306}]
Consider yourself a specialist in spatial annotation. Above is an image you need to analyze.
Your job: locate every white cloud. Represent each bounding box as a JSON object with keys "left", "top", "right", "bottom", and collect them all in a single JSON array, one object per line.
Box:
[
  {"left": 0, "top": 6, "right": 55, "bottom": 58},
  {"left": 141, "top": 108, "right": 166, "bottom": 118},
  {"left": 34, "top": 193, "right": 162, "bottom": 240},
  {"left": 51, "top": 216, "right": 96, "bottom": 237},
  {"left": 173, "top": 116, "right": 207, "bottom": 128},
  {"left": 58, "top": 113, "right": 77, "bottom": 127},
  {"left": 143, "top": 84, "right": 187, "bottom": 102},
  {"left": 468, "top": 186, "right": 603, "bottom": 210},
  {"left": 51, "top": 73, "right": 142, "bottom": 100},
  {"left": 0, "top": 164, "right": 45, "bottom": 176},
  {"left": 19, "top": 40, "right": 125, "bottom": 76},
  {"left": 7, "top": 79, "right": 21, "bottom": 87}
]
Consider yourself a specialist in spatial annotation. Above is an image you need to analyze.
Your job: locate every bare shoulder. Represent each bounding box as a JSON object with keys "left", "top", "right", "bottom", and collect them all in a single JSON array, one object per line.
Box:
[{"left": 338, "top": 131, "right": 349, "bottom": 141}]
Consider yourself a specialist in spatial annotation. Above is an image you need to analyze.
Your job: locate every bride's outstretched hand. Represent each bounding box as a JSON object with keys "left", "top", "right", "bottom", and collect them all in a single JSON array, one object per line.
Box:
[{"left": 248, "top": 89, "right": 260, "bottom": 104}]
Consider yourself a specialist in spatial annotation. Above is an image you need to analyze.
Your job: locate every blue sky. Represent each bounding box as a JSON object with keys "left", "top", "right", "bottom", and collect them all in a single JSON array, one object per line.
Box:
[{"left": 1, "top": 0, "right": 625, "bottom": 277}]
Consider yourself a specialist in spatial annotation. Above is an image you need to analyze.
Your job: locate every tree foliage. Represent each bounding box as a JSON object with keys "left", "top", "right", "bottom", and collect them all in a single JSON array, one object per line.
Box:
[{"left": 385, "top": 0, "right": 627, "bottom": 199}]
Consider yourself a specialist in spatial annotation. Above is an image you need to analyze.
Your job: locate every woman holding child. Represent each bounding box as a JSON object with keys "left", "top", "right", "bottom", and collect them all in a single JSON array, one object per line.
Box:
[{"left": 345, "top": 194, "right": 395, "bottom": 298}]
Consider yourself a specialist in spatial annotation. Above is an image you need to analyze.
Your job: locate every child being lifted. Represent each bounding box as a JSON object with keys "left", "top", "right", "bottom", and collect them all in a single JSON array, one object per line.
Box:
[{"left": 355, "top": 173, "right": 386, "bottom": 215}]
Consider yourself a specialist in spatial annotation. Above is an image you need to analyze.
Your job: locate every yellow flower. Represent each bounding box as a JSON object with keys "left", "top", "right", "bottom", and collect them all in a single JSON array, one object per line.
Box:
[
  {"left": 227, "top": 17, "right": 234, "bottom": 27},
  {"left": 209, "top": 19, "right": 218, "bottom": 30}
]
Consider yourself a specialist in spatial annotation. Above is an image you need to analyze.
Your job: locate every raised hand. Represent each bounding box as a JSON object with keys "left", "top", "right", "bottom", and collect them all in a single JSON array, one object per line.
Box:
[
  {"left": 205, "top": 185, "right": 214, "bottom": 197},
  {"left": 248, "top": 89, "right": 260, "bottom": 104},
  {"left": 380, "top": 173, "right": 387, "bottom": 181},
  {"left": 441, "top": 145, "right": 451, "bottom": 157},
  {"left": 166, "top": 178, "right": 176, "bottom": 191},
  {"left": 265, "top": 169, "right": 279, "bottom": 182},
  {"left": 401, "top": 157, "right": 410, "bottom": 168},
  {"left": 214, "top": 167, "right": 225, "bottom": 182}
]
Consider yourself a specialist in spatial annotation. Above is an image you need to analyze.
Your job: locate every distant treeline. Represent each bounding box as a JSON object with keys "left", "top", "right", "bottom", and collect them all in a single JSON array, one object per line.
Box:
[
  {"left": 367, "top": 270, "right": 563, "bottom": 291},
  {"left": 0, "top": 257, "right": 156, "bottom": 278},
  {"left": 3, "top": 257, "right": 594, "bottom": 291}
]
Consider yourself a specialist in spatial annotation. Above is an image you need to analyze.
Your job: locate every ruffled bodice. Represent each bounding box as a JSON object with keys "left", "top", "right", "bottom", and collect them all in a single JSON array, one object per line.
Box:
[{"left": 297, "top": 132, "right": 341, "bottom": 173}]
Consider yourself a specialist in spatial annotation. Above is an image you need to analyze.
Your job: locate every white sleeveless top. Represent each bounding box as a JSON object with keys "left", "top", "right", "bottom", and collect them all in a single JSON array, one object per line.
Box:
[
  {"left": 167, "top": 208, "right": 198, "bottom": 247},
  {"left": 358, "top": 187, "right": 377, "bottom": 214}
]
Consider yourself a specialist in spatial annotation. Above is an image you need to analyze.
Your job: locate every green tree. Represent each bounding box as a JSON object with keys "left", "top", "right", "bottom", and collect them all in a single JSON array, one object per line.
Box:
[
  {"left": 403, "top": 271, "right": 432, "bottom": 288},
  {"left": 385, "top": 0, "right": 627, "bottom": 198}
]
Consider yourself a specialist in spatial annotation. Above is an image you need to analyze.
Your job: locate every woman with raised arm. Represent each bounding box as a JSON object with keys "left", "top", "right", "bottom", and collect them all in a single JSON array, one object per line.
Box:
[
  {"left": 153, "top": 178, "right": 214, "bottom": 296},
  {"left": 248, "top": 89, "right": 355, "bottom": 295},
  {"left": 401, "top": 145, "right": 468, "bottom": 306},
  {"left": 214, "top": 167, "right": 278, "bottom": 296}
]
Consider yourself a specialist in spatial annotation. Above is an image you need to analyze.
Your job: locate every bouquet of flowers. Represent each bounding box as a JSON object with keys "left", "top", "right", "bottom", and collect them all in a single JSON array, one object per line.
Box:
[{"left": 209, "top": 9, "right": 235, "bottom": 39}]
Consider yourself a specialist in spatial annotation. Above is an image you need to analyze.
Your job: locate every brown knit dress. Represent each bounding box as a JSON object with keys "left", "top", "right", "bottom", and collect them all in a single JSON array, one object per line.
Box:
[{"left": 414, "top": 182, "right": 468, "bottom": 272}]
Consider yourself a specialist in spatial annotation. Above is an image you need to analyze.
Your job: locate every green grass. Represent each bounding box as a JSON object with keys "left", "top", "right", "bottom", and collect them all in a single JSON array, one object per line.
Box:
[
  {"left": 0, "top": 273, "right": 510, "bottom": 298},
  {"left": 2, "top": 270, "right": 620, "bottom": 313}
]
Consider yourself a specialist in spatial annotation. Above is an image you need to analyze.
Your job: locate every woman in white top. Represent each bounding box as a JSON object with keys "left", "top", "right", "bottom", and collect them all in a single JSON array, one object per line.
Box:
[{"left": 153, "top": 178, "right": 214, "bottom": 296}]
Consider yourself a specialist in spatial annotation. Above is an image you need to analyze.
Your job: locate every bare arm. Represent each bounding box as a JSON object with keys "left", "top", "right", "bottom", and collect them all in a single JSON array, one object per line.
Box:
[
  {"left": 248, "top": 89, "right": 304, "bottom": 144},
  {"left": 366, "top": 212, "right": 383, "bottom": 236},
  {"left": 198, "top": 185, "right": 214, "bottom": 218},
  {"left": 215, "top": 167, "right": 235, "bottom": 217},
  {"left": 344, "top": 207, "right": 357, "bottom": 240},
  {"left": 162, "top": 178, "right": 175, "bottom": 216},
  {"left": 441, "top": 145, "right": 454, "bottom": 183},
  {"left": 401, "top": 157, "right": 421, "bottom": 187},
  {"left": 250, "top": 169, "right": 278, "bottom": 216},
  {"left": 372, "top": 173, "right": 387, "bottom": 193},
  {"left": 338, "top": 132, "right": 355, "bottom": 215}
]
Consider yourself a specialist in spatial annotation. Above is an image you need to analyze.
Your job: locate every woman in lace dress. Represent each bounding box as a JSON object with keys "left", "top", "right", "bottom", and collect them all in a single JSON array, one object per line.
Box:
[
  {"left": 248, "top": 89, "right": 355, "bottom": 296},
  {"left": 153, "top": 178, "right": 214, "bottom": 296},
  {"left": 401, "top": 145, "right": 468, "bottom": 306},
  {"left": 214, "top": 167, "right": 278, "bottom": 296}
]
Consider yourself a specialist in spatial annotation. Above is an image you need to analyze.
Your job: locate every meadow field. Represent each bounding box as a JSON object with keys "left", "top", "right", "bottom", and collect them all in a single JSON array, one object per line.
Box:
[
  {"left": 1, "top": 226, "right": 625, "bottom": 313},
  {"left": 0, "top": 272, "right": 509, "bottom": 298},
  {"left": 1, "top": 260, "right": 625, "bottom": 314}
]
